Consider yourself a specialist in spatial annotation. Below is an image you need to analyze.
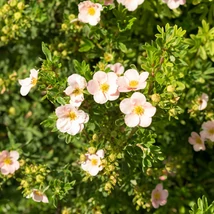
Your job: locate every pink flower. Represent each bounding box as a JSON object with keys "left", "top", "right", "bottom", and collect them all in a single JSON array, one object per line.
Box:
[
  {"left": 27, "top": 189, "right": 49, "bottom": 203},
  {"left": 200, "top": 121, "right": 214, "bottom": 142},
  {"left": 78, "top": 1, "right": 103, "bottom": 26},
  {"left": 104, "top": 0, "right": 114, "bottom": 5},
  {"left": 64, "top": 74, "right": 87, "bottom": 107},
  {"left": 151, "top": 184, "right": 168, "bottom": 209},
  {"left": 81, "top": 149, "right": 104, "bottom": 176},
  {"left": 55, "top": 104, "right": 89, "bottom": 135},
  {"left": 198, "top": 93, "right": 209, "bottom": 111},
  {"left": 188, "top": 132, "right": 206, "bottom": 151},
  {"left": 87, "top": 71, "right": 120, "bottom": 104},
  {"left": 162, "top": 0, "right": 186, "bottom": 9},
  {"left": 117, "top": 0, "right": 145, "bottom": 11},
  {"left": 18, "top": 69, "right": 38, "bottom": 96},
  {"left": 0, "top": 150, "right": 20, "bottom": 175},
  {"left": 120, "top": 92, "right": 156, "bottom": 127},
  {"left": 117, "top": 69, "right": 149, "bottom": 92},
  {"left": 106, "top": 63, "right": 124, "bottom": 76}
]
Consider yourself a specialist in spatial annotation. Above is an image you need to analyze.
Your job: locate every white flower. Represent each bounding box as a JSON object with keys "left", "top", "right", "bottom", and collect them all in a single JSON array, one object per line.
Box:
[
  {"left": 64, "top": 74, "right": 87, "bottom": 107},
  {"left": 18, "top": 69, "right": 38, "bottom": 96},
  {"left": 162, "top": 0, "right": 186, "bottom": 9},
  {"left": 198, "top": 93, "right": 209, "bottom": 111},
  {"left": 117, "top": 0, "right": 145, "bottom": 11},
  {"left": 81, "top": 149, "right": 104, "bottom": 176},
  {"left": 78, "top": 1, "right": 103, "bottom": 26},
  {"left": 55, "top": 104, "right": 89, "bottom": 135},
  {"left": 106, "top": 63, "right": 124, "bottom": 76},
  {"left": 26, "top": 189, "right": 49, "bottom": 203}
]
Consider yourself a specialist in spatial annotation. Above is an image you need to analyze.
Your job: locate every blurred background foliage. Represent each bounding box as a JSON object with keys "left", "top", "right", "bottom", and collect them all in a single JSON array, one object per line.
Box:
[{"left": 0, "top": 0, "right": 214, "bottom": 213}]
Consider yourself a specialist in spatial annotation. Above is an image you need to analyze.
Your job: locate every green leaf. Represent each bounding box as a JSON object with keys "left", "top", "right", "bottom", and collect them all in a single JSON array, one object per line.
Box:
[{"left": 42, "top": 42, "right": 52, "bottom": 62}]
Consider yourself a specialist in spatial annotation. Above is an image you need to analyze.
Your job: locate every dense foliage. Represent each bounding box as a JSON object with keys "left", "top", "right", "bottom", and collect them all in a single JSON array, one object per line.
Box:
[{"left": 0, "top": 0, "right": 214, "bottom": 213}]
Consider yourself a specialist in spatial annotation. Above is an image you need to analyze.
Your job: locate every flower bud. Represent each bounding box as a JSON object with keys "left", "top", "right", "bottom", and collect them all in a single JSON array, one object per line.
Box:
[
  {"left": 169, "top": 108, "right": 176, "bottom": 117},
  {"left": 17, "top": 2, "right": 25, "bottom": 10},
  {"left": 2, "top": 26, "right": 9, "bottom": 34},
  {"left": 88, "top": 147, "right": 96, "bottom": 154},
  {"left": 36, "top": 175, "right": 44, "bottom": 183},
  {"left": 104, "top": 53, "right": 114, "bottom": 62},
  {"left": 167, "top": 85, "right": 175, "bottom": 93},
  {"left": 14, "top": 12, "right": 22, "bottom": 20},
  {"left": 80, "top": 154, "right": 86, "bottom": 162},
  {"left": 61, "top": 23, "right": 68, "bottom": 31},
  {"left": 2, "top": 4, "right": 10, "bottom": 13},
  {"left": 69, "top": 14, "right": 76, "bottom": 21},
  {"left": 9, "top": 0, "right": 17, "bottom": 7},
  {"left": 1, "top": 36, "right": 7, "bottom": 42},
  {"left": 104, "top": 182, "right": 112, "bottom": 191},
  {"left": 151, "top": 93, "right": 161, "bottom": 103},
  {"left": 8, "top": 107, "right": 16, "bottom": 115},
  {"left": 61, "top": 50, "right": 67, "bottom": 57},
  {"left": 108, "top": 153, "right": 116, "bottom": 162},
  {"left": 12, "top": 24, "right": 19, "bottom": 31},
  {"left": 92, "top": 134, "right": 98, "bottom": 141}
]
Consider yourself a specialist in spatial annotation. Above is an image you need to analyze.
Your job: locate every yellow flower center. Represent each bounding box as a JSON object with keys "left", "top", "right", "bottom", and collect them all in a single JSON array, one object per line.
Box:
[
  {"left": 208, "top": 128, "right": 214, "bottom": 135},
  {"left": 34, "top": 190, "right": 43, "bottom": 196},
  {"left": 3, "top": 157, "right": 12, "bottom": 165},
  {"left": 154, "top": 192, "right": 161, "bottom": 200},
  {"left": 196, "top": 137, "right": 202, "bottom": 145},
  {"left": 88, "top": 7, "right": 96, "bottom": 16},
  {"left": 100, "top": 83, "right": 110, "bottom": 93},
  {"left": 31, "top": 77, "right": 37, "bottom": 86},
  {"left": 91, "top": 158, "right": 98, "bottom": 166},
  {"left": 73, "top": 88, "right": 82, "bottom": 96},
  {"left": 69, "top": 111, "right": 77, "bottom": 120},
  {"left": 134, "top": 106, "right": 144, "bottom": 116},
  {"left": 129, "top": 80, "right": 139, "bottom": 88}
]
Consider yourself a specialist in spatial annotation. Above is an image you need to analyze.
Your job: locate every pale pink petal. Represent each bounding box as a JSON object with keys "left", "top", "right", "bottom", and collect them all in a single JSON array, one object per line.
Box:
[
  {"left": 96, "top": 149, "right": 104, "bottom": 158},
  {"left": 130, "top": 92, "right": 146, "bottom": 106},
  {"left": 32, "top": 193, "right": 43, "bottom": 202},
  {"left": 88, "top": 166, "right": 100, "bottom": 176},
  {"left": 120, "top": 98, "right": 133, "bottom": 114},
  {"left": 10, "top": 151, "right": 19, "bottom": 160},
  {"left": 161, "top": 190, "right": 168, "bottom": 199},
  {"left": 159, "top": 199, "right": 167, "bottom": 206},
  {"left": 139, "top": 116, "right": 152, "bottom": 127},
  {"left": 124, "top": 69, "right": 139, "bottom": 81},
  {"left": 125, "top": 114, "right": 140, "bottom": 127},
  {"left": 94, "top": 91, "right": 107, "bottom": 104},
  {"left": 156, "top": 184, "right": 163, "bottom": 191},
  {"left": 20, "top": 85, "right": 31, "bottom": 96},
  {"left": 30, "top": 69, "right": 39, "bottom": 78},
  {"left": 93, "top": 71, "right": 107, "bottom": 84},
  {"left": 152, "top": 201, "right": 160, "bottom": 209},
  {"left": 117, "top": 76, "right": 130, "bottom": 92},
  {"left": 13, "top": 161, "right": 20, "bottom": 170},
  {"left": 87, "top": 80, "right": 100, "bottom": 95},
  {"left": 42, "top": 195, "right": 49, "bottom": 203},
  {"left": 144, "top": 103, "right": 156, "bottom": 117},
  {"left": 18, "top": 78, "right": 31, "bottom": 86},
  {"left": 1, "top": 165, "right": 10, "bottom": 175},
  {"left": 67, "top": 122, "right": 81, "bottom": 135}
]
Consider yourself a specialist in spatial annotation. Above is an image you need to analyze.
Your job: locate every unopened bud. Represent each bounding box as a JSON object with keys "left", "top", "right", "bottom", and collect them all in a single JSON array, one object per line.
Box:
[
  {"left": 167, "top": 85, "right": 175, "bottom": 93},
  {"left": 17, "top": 2, "right": 25, "bottom": 10},
  {"left": 104, "top": 182, "right": 112, "bottom": 191},
  {"left": 61, "top": 23, "right": 68, "bottom": 31},
  {"left": 14, "top": 12, "right": 22, "bottom": 20},
  {"left": 104, "top": 53, "right": 114, "bottom": 62},
  {"left": 80, "top": 154, "right": 86, "bottom": 162},
  {"left": 151, "top": 93, "right": 161, "bottom": 103},
  {"left": 88, "top": 147, "right": 96, "bottom": 154},
  {"left": 169, "top": 108, "right": 176, "bottom": 117},
  {"left": 8, "top": 107, "right": 16, "bottom": 115},
  {"left": 108, "top": 153, "right": 116, "bottom": 162}
]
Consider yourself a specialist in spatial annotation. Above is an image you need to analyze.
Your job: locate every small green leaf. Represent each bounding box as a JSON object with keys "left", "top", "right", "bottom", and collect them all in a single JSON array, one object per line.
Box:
[{"left": 42, "top": 42, "right": 52, "bottom": 62}]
